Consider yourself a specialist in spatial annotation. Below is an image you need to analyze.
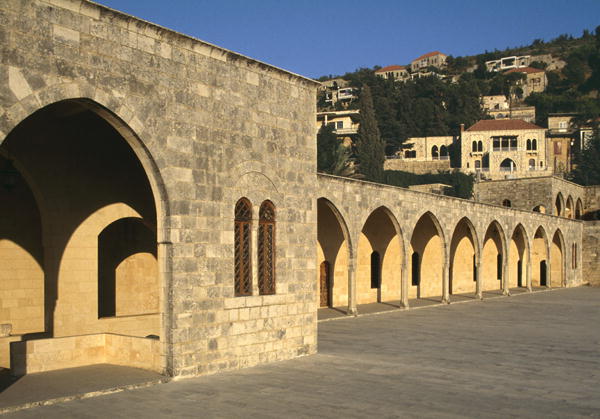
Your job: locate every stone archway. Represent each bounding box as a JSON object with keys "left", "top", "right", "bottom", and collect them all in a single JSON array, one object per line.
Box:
[
  {"left": 409, "top": 212, "right": 445, "bottom": 300},
  {"left": 508, "top": 225, "right": 529, "bottom": 289},
  {"left": 551, "top": 230, "right": 565, "bottom": 287},
  {"left": 482, "top": 221, "right": 506, "bottom": 293},
  {"left": 531, "top": 227, "right": 549, "bottom": 287},
  {"left": 0, "top": 98, "right": 169, "bottom": 374},
  {"left": 449, "top": 217, "right": 478, "bottom": 295}
]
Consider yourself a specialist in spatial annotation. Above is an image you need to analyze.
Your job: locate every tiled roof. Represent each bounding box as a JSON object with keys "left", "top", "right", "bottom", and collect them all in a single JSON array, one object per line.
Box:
[
  {"left": 465, "top": 119, "right": 544, "bottom": 132},
  {"left": 412, "top": 51, "right": 445, "bottom": 62},
  {"left": 505, "top": 67, "right": 545, "bottom": 74},
  {"left": 375, "top": 65, "right": 406, "bottom": 73}
]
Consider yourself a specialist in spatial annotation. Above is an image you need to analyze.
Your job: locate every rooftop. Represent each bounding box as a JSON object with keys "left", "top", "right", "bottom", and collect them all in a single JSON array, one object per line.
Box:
[
  {"left": 412, "top": 51, "right": 446, "bottom": 62},
  {"left": 466, "top": 119, "right": 544, "bottom": 132},
  {"left": 376, "top": 65, "right": 406, "bottom": 73}
]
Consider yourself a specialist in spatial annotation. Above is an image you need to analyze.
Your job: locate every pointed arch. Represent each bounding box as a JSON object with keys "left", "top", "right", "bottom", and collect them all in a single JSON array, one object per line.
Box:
[
  {"left": 409, "top": 211, "right": 446, "bottom": 300},
  {"left": 565, "top": 196, "right": 574, "bottom": 219},
  {"left": 431, "top": 145, "right": 439, "bottom": 160},
  {"left": 482, "top": 220, "right": 506, "bottom": 292},
  {"left": 356, "top": 206, "right": 404, "bottom": 304},
  {"left": 449, "top": 217, "right": 479, "bottom": 295},
  {"left": 555, "top": 193, "right": 565, "bottom": 216},
  {"left": 317, "top": 198, "right": 352, "bottom": 308},
  {"left": 575, "top": 199, "right": 583, "bottom": 219},
  {"left": 551, "top": 229, "right": 566, "bottom": 288},
  {"left": 531, "top": 226, "right": 549, "bottom": 287},
  {"left": 508, "top": 224, "right": 530, "bottom": 289}
]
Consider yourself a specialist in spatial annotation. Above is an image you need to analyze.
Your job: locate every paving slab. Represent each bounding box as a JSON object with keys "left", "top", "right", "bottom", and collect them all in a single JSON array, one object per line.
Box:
[
  {"left": 4, "top": 287, "right": 600, "bottom": 418},
  {"left": 0, "top": 364, "right": 167, "bottom": 414}
]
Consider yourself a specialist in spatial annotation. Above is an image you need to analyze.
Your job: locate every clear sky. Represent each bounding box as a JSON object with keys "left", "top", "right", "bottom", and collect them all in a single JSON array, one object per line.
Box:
[{"left": 95, "top": 0, "right": 600, "bottom": 79}]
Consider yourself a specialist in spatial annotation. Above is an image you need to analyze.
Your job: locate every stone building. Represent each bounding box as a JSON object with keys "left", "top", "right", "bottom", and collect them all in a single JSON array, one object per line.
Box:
[
  {"left": 505, "top": 67, "right": 547, "bottom": 98},
  {"left": 482, "top": 95, "right": 536, "bottom": 123},
  {"left": 485, "top": 55, "right": 530, "bottom": 72},
  {"left": 316, "top": 110, "right": 359, "bottom": 145},
  {"left": 460, "top": 119, "right": 551, "bottom": 180},
  {"left": 375, "top": 65, "right": 410, "bottom": 82},
  {"left": 0, "top": 0, "right": 594, "bottom": 382},
  {"left": 410, "top": 51, "right": 447, "bottom": 72}
]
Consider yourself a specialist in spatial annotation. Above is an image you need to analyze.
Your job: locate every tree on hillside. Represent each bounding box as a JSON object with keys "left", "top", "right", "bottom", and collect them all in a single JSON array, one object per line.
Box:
[
  {"left": 354, "top": 85, "right": 385, "bottom": 182},
  {"left": 570, "top": 127, "right": 600, "bottom": 185},
  {"left": 316, "top": 124, "right": 354, "bottom": 177}
]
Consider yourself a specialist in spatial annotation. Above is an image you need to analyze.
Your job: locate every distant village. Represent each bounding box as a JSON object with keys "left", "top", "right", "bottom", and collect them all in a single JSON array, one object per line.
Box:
[{"left": 317, "top": 50, "right": 594, "bottom": 194}]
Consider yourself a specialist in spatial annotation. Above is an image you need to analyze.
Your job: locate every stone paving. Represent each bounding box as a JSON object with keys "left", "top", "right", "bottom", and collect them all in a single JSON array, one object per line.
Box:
[{"left": 5, "top": 287, "right": 600, "bottom": 418}]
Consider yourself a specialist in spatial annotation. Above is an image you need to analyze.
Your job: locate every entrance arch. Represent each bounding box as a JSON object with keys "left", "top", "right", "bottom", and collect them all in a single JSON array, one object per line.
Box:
[
  {"left": 555, "top": 193, "right": 564, "bottom": 216},
  {"left": 409, "top": 212, "right": 445, "bottom": 300},
  {"left": 551, "top": 230, "right": 565, "bottom": 287},
  {"left": 575, "top": 199, "right": 583, "bottom": 219},
  {"left": 356, "top": 207, "right": 403, "bottom": 304},
  {"left": 449, "top": 217, "right": 478, "bottom": 295},
  {"left": 565, "top": 196, "right": 574, "bottom": 219},
  {"left": 531, "top": 227, "right": 549, "bottom": 287},
  {"left": 482, "top": 221, "right": 505, "bottom": 292},
  {"left": 317, "top": 198, "right": 352, "bottom": 308},
  {"left": 508, "top": 225, "right": 529, "bottom": 289},
  {"left": 0, "top": 99, "right": 168, "bottom": 372}
]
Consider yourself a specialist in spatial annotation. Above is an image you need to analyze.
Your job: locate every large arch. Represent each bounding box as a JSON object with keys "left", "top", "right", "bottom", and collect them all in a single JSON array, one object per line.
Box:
[
  {"left": 531, "top": 227, "right": 549, "bottom": 287},
  {"left": 409, "top": 212, "right": 445, "bottom": 300},
  {"left": 356, "top": 207, "right": 403, "bottom": 304},
  {"left": 551, "top": 230, "right": 566, "bottom": 287},
  {"left": 565, "top": 196, "right": 574, "bottom": 219},
  {"left": 317, "top": 198, "right": 352, "bottom": 308},
  {"left": 508, "top": 224, "right": 529, "bottom": 289},
  {"left": 575, "top": 199, "right": 583, "bottom": 219},
  {"left": 449, "top": 217, "right": 479, "bottom": 295},
  {"left": 0, "top": 98, "right": 169, "bottom": 372},
  {"left": 481, "top": 221, "right": 506, "bottom": 292},
  {"left": 555, "top": 193, "right": 564, "bottom": 217}
]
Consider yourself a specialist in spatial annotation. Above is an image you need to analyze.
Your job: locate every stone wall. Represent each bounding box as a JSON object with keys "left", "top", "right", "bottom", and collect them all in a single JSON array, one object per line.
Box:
[
  {"left": 384, "top": 159, "right": 451, "bottom": 174},
  {"left": 582, "top": 222, "right": 600, "bottom": 286}
]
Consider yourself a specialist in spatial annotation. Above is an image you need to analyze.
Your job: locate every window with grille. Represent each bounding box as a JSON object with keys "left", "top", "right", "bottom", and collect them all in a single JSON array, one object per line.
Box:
[
  {"left": 234, "top": 198, "right": 252, "bottom": 296},
  {"left": 258, "top": 200, "right": 276, "bottom": 295}
]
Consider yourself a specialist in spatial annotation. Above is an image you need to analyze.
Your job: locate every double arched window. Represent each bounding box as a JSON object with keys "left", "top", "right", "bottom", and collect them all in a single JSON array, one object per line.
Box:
[
  {"left": 234, "top": 198, "right": 276, "bottom": 297},
  {"left": 526, "top": 139, "right": 538, "bottom": 151},
  {"left": 431, "top": 145, "right": 439, "bottom": 159}
]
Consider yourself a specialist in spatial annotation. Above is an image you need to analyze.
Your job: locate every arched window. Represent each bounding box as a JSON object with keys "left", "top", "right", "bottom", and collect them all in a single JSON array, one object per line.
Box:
[
  {"left": 440, "top": 145, "right": 448, "bottom": 159},
  {"left": 371, "top": 251, "right": 381, "bottom": 289},
  {"left": 472, "top": 141, "right": 477, "bottom": 152},
  {"left": 502, "top": 199, "right": 511, "bottom": 207},
  {"left": 526, "top": 139, "right": 531, "bottom": 150},
  {"left": 431, "top": 145, "right": 439, "bottom": 159},
  {"left": 477, "top": 140, "right": 483, "bottom": 152},
  {"left": 258, "top": 200, "right": 276, "bottom": 295},
  {"left": 528, "top": 159, "right": 535, "bottom": 170},
  {"left": 411, "top": 150, "right": 417, "bottom": 158},
  {"left": 404, "top": 150, "right": 410, "bottom": 158},
  {"left": 235, "top": 198, "right": 252, "bottom": 296},
  {"left": 532, "top": 139, "right": 537, "bottom": 150},
  {"left": 411, "top": 252, "right": 420, "bottom": 286},
  {"left": 500, "top": 158, "right": 516, "bottom": 172},
  {"left": 533, "top": 205, "right": 546, "bottom": 213},
  {"left": 475, "top": 160, "right": 481, "bottom": 169}
]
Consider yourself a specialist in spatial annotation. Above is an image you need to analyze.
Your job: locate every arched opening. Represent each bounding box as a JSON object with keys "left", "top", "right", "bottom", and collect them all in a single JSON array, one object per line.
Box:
[
  {"left": 431, "top": 145, "right": 439, "bottom": 160},
  {"left": 317, "top": 198, "right": 351, "bottom": 308},
  {"left": 449, "top": 218, "right": 477, "bottom": 295},
  {"left": 477, "top": 141, "right": 483, "bottom": 152},
  {"left": 531, "top": 227, "right": 549, "bottom": 287},
  {"left": 482, "top": 222, "right": 505, "bottom": 292},
  {"left": 409, "top": 212, "right": 444, "bottom": 300},
  {"left": 532, "top": 205, "right": 546, "bottom": 214},
  {"left": 0, "top": 99, "right": 163, "bottom": 372},
  {"left": 508, "top": 225, "right": 528, "bottom": 289},
  {"left": 356, "top": 207, "right": 403, "bottom": 304},
  {"left": 440, "top": 145, "right": 448, "bottom": 160},
  {"left": 555, "top": 193, "right": 564, "bottom": 216},
  {"left": 502, "top": 199, "right": 512, "bottom": 208},
  {"left": 500, "top": 158, "right": 516, "bottom": 172},
  {"left": 526, "top": 139, "right": 532, "bottom": 150},
  {"left": 565, "top": 196, "right": 574, "bottom": 219},
  {"left": 234, "top": 198, "right": 253, "bottom": 297},
  {"left": 472, "top": 141, "right": 477, "bottom": 152},
  {"left": 551, "top": 231, "right": 565, "bottom": 287},
  {"left": 528, "top": 159, "right": 536, "bottom": 171},
  {"left": 575, "top": 199, "right": 583, "bottom": 219},
  {"left": 532, "top": 139, "right": 537, "bottom": 150}
]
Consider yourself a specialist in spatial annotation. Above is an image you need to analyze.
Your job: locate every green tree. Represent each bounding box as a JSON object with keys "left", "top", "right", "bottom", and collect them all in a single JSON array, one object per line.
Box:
[
  {"left": 570, "top": 127, "right": 600, "bottom": 185},
  {"left": 354, "top": 85, "right": 385, "bottom": 182},
  {"left": 316, "top": 124, "right": 338, "bottom": 172}
]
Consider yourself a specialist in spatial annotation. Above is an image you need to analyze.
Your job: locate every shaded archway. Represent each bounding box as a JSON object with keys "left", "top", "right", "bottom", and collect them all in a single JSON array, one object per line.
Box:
[
  {"left": 409, "top": 212, "right": 445, "bottom": 300},
  {"left": 531, "top": 227, "right": 549, "bottom": 287},
  {"left": 508, "top": 225, "right": 529, "bottom": 289},
  {"left": 555, "top": 193, "right": 564, "bottom": 216},
  {"left": 551, "top": 230, "right": 565, "bottom": 288},
  {"left": 575, "top": 199, "right": 583, "bottom": 219},
  {"left": 482, "top": 221, "right": 505, "bottom": 292},
  {"left": 317, "top": 198, "right": 351, "bottom": 308},
  {"left": 449, "top": 217, "right": 478, "bottom": 295},
  {"left": 356, "top": 207, "right": 403, "bottom": 304},
  {"left": 500, "top": 158, "right": 516, "bottom": 172},
  {"left": 565, "top": 196, "right": 574, "bottom": 219},
  {"left": 0, "top": 99, "right": 163, "bottom": 343},
  {"left": 532, "top": 205, "right": 546, "bottom": 214}
]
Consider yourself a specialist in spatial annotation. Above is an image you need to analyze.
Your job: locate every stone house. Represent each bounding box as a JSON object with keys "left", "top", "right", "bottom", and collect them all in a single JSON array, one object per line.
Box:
[
  {"left": 375, "top": 65, "right": 410, "bottom": 82},
  {"left": 505, "top": 67, "right": 547, "bottom": 98},
  {"left": 410, "top": 51, "right": 447, "bottom": 72}
]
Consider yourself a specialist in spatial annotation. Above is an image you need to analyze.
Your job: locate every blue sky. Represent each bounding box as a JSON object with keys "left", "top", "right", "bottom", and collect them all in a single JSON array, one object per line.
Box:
[{"left": 95, "top": 0, "right": 600, "bottom": 79}]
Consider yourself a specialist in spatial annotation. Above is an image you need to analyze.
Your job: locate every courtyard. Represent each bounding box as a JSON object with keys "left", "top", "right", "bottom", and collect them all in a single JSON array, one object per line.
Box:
[{"left": 3, "top": 287, "right": 600, "bottom": 418}]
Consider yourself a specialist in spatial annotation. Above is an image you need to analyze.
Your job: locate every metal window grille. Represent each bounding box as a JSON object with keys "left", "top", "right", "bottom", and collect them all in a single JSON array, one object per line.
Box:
[
  {"left": 258, "top": 201, "right": 276, "bottom": 295},
  {"left": 234, "top": 198, "right": 252, "bottom": 296}
]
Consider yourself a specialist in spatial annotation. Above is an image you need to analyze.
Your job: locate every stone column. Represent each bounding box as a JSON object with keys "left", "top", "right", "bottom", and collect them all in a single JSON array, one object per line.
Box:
[
  {"left": 475, "top": 253, "right": 483, "bottom": 300},
  {"left": 347, "top": 258, "right": 357, "bottom": 316},
  {"left": 158, "top": 240, "right": 173, "bottom": 376},
  {"left": 442, "top": 248, "right": 450, "bottom": 304},
  {"left": 401, "top": 248, "right": 409, "bottom": 309},
  {"left": 502, "top": 249, "right": 510, "bottom": 296},
  {"left": 526, "top": 253, "right": 533, "bottom": 292}
]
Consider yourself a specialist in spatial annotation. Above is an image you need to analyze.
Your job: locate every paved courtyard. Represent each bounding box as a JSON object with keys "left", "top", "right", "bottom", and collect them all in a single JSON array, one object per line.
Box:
[{"left": 5, "top": 287, "right": 600, "bottom": 418}]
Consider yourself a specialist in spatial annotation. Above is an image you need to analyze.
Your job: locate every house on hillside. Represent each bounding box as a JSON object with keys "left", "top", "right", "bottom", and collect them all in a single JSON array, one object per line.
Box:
[
  {"left": 485, "top": 55, "right": 530, "bottom": 72},
  {"left": 316, "top": 110, "right": 360, "bottom": 146},
  {"left": 460, "top": 119, "right": 550, "bottom": 180},
  {"left": 375, "top": 65, "right": 410, "bottom": 82},
  {"left": 410, "top": 51, "right": 447, "bottom": 72},
  {"left": 505, "top": 67, "right": 547, "bottom": 98},
  {"left": 482, "top": 95, "right": 536, "bottom": 123}
]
